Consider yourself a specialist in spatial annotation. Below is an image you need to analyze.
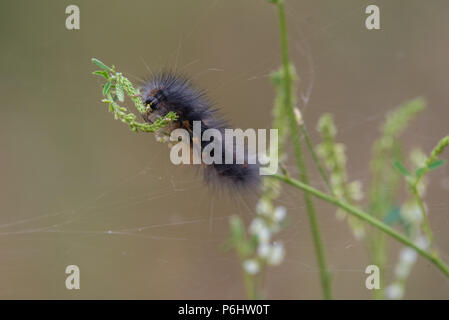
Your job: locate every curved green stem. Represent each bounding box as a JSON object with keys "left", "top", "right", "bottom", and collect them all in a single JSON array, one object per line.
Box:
[
  {"left": 276, "top": 0, "right": 332, "bottom": 299},
  {"left": 272, "top": 173, "right": 449, "bottom": 279}
]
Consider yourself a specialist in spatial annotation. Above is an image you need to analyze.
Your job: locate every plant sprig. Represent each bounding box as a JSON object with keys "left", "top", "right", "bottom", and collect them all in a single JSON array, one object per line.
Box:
[
  {"left": 91, "top": 58, "right": 178, "bottom": 133},
  {"left": 393, "top": 135, "right": 449, "bottom": 251}
]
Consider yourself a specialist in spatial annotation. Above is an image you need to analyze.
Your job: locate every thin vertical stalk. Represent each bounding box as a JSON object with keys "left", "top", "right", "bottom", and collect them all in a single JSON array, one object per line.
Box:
[
  {"left": 275, "top": 0, "right": 332, "bottom": 300},
  {"left": 410, "top": 185, "right": 435, "bottom": 252}
]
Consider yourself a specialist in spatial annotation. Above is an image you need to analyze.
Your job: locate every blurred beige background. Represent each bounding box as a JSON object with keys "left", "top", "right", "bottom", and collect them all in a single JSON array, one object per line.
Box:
[{"left": 0, "top": 0, "right": 448, "bottom": 299}]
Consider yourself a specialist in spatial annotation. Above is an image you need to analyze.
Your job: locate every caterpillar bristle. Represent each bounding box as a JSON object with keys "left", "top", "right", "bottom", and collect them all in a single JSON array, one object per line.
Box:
[{"left": 141, "top": 71, "right": 261, "bottom": 191}]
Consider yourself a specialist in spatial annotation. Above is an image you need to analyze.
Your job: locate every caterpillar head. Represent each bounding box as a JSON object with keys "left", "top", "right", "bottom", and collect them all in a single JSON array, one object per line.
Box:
[
  {"left": 141, "top": 87, "right": 174, "bottom": 126},
  {"left": 144, "top": 88, "right": 166, "bottom": 110}
]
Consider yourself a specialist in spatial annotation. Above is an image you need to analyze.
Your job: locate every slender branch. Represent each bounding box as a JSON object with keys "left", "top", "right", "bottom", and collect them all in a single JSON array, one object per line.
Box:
[
  {"left": 275, "top": 0, "right": 332, "bottom": 299},
  {"left": 410, "top": 184, "right": 435, "bottom": 250},
  {"left": 243, "top": 271, "right": 256, "bottom": 299},
  {"left": 300, "top": 123, "right": 333, "bottom": 195},
  {"left": 271, "top": 173, "right": 449, "bottom": 279},
  {"left": 408, "top": 135, "right": 449, "bottom": 253}
]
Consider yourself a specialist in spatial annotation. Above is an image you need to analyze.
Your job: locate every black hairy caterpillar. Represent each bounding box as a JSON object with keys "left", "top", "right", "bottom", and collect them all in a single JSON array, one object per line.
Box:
[{"left": 140, "top": 72, "right": 261, "bottom": 190}]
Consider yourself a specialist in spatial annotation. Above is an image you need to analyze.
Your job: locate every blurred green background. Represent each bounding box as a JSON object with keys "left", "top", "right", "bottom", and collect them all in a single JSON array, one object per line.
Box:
[{"left": 0, "top": 0, "right": 448, "bottom": 299}]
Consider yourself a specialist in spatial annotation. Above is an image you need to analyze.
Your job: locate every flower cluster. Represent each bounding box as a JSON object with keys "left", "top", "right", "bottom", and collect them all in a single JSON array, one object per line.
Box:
[
  {"left": 386, "top": 234, "right": 429, "bottom": 299},
  {"left": 316, "top": 113, "right": 365, "bottom": 239},
  {"left": 92, "top": 58, "right": 178, "bottom": 133},
  {"left": 242, "top": 201, "right": 286, "bottom": 275},
  {"left": 227, "top": 178, "right": 287, "bottom": 277},
  {"left": 386, "top": 149, "right": 430, "bottom": 299}
]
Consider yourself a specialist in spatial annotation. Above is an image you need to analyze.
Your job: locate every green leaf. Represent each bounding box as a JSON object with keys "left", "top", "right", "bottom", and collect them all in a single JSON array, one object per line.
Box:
[
  {"left": 393, "top": 160, "right": 410, "bottom": 176},
  {"left": 103, "top": 81, "right": 111, "bottom": 96},
  {"left": 427, "top": 159, "right": 446, "bottom": 171},
  {"left": 415, "top": 167, "right": 426, "bottom": 179},
  {"left": 92, "top": 58, "right": 112, "bottom": 71},
  {"left": 92, "top": 70, "right": 109, "bottom": 79}
]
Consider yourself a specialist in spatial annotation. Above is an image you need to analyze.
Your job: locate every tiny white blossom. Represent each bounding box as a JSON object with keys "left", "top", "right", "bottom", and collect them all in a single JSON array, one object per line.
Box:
[
  {"left": 258, "top": 227, "right": 271, "bottom": 243},
  {"left": 257, "top": 242, "right": 271, "bottom": 259},
  {"left": 267, "top": 242, "right": 285, "bottom": 265},
  {"left": 386, "top": 284, "right": 403, "bottom": 300},
  {"left": 394, "top": 260, "right": 411, "bottom": 279},
  {"left": 399, "top": 248, "right": 417, "bottom": 265},
  {"left": 155, "top": 133, "right": 169, "bottom": 143},
  {"left": 243, "top": 259, "right": 260, "bottom": 275},
  {"left": 401, "top": 203, "right": 422, "bottom": 224},
  {"left": 249, "top": 218, "right": 264, "bottom": 234},
  {"left": 249, "top": 218, "right": 271, "bottom": 243},
  {"left": 293, "top": 107, "right": 303, "bottom": 125},
  {"left": 256, "top": 200, "right": 271, "bottom": 216},
  {"left": 273, "top": 206, "right": 286, "bottom": 222}
]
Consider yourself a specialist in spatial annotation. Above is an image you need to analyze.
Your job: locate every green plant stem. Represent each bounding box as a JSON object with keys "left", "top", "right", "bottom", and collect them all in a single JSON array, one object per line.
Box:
[
  {"left": 407, "top": 135, "right": 449, "bottom": 254},
  {"left": 272, "top": 173, "right": 449, "bottom": 279},
  {"left": 300, "top": 123, "right": 333, "bottom": 195},
  {"left": 243, "top": 273, "right": 256, "bottom": 300},
  {"left": 410, "top": 184, "right": 435, "bottom": 252},
  {"left": 275, "top": 0, "right": 332, "bottom": 300},
  {"left": 371, "top": 233, "right": 386, "bottom": 299}
]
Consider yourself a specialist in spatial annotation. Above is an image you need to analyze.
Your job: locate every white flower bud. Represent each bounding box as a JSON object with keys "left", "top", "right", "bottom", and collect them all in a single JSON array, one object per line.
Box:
[
  {"left": 243, "top": 259, "right": 260, "bottom": 275},
  {"left": 293, "top": 107, "right": 303, "bottom": 125},
  {"left": 399, "top": 248, "right": 417, "bottom": 265},
  {"left": 386, "top": 284, "right": 403, "bottom": 300},
  {"left": 258, "top": 227, "right": 271, "bottom": 244},
  {"left": 267, "top": 242, "right": 285, "bottom": 265},
  {"left": 249, "top": 218, "right": 264, "bottom": 235},
  {"left": 273, "top": 206, "right": 286, "bottom": 222},
  {"left": 256, "top": 200, "right": 271, "bottom": 216},
  {"left": 249, "top": 218, "right": 271, "bottom": 243},
  {"left": 258, "top": 242, "right": 271, "bottom": 259}
]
